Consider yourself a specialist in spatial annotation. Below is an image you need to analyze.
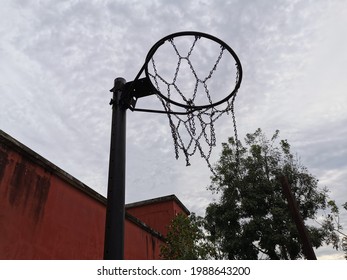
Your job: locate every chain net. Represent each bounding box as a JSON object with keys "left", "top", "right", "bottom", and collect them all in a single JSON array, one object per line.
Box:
[{"left": 147, "top": 35, "right": 241, "bottom": 173}]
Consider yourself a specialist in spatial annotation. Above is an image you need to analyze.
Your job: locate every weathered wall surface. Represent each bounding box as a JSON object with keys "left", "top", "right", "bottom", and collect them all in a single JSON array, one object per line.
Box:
[
  {"left": 0, "top": 141, "right": 105, "bottom": 259},
  {"left": 127, "top": 197, "right": 190, "bottom": 237},
  {"left": 0, "top": 130, "right": 174, "bottom": 260}
]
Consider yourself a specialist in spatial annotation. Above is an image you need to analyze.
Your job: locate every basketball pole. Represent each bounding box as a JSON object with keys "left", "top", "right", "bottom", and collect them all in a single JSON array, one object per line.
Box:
[{"left": 104, "top": 77, "right": 127, "bottom": 260}]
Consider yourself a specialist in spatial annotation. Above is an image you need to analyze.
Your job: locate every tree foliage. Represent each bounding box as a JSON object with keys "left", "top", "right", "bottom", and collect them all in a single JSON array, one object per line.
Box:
[
  {"left": 319, "top": 200, "right": 347, "bottom": 259},
  {"left": 204, "top": 128, "right": 341, "bottom": 259},
  {"left": 160, "top": 213, "right": 214, "bottom": 260}
]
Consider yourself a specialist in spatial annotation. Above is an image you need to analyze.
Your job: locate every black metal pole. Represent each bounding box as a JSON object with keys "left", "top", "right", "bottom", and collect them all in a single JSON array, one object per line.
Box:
[
  {"left": 279, "top": 175, "right": 317, "bottom": 260},
  {"left": 104, "top": 77, "right": 127, "bottom": 260}
]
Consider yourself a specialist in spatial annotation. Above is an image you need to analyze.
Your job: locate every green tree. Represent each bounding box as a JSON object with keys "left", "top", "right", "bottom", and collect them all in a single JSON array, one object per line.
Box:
[
  {"left": 343, "top": 237, "right": 347, "bottom": 260},
  {"left": 343, "top": 202, "right": 347, "bottom": 259},
  {"left": 318, "top": 201, "right": 347, "bottom": 259},
  {"left": 160, "top": 213, "right": 214, "bottom": 259},
  {"left": 205, "top": 128, "right": 340, "bottom": 259}
]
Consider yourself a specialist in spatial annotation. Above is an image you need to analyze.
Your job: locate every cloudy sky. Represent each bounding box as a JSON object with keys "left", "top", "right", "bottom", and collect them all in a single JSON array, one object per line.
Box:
[{"left": 1, "top": 0, "right": 346, "bottom": 259}]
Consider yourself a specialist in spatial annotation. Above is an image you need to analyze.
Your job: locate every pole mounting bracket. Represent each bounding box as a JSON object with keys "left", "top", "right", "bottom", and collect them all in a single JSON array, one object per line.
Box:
[{"left": 122, "top": 78, "right": 158, "bottom": 110}]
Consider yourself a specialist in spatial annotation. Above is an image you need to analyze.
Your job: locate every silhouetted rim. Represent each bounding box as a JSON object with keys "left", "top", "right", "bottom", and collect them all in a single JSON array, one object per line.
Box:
[{"left": 144, "top": 31, "right": 243, "bottom": 110}]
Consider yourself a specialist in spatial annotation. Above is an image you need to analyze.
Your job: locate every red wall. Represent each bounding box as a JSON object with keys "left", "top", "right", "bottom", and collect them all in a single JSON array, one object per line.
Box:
[
  {"left": 127, "top": 199, "right": 189, "bottom": 236},
  {"left": 0, "top": 131, "right": 186, "bottom": 260},
  {"left": 0, "top": 147, "right": 104, "bottom": 259},
  {"left": 124, "top": 216, "right": 162, "bottom": 260}
]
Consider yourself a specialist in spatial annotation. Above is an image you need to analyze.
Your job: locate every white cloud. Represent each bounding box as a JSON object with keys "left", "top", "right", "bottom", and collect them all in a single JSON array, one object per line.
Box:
[{"left": 1, "top": 0, "right": 347, "bottom": 259}]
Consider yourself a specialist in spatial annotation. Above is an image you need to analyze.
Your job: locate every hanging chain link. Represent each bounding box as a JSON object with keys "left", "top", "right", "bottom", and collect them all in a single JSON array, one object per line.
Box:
[
  {"left": 149, "top": 36, "right": 240, "bottom": 174},
  {"left": 230, "top": 92, "right": 240, "bottom": 167}
]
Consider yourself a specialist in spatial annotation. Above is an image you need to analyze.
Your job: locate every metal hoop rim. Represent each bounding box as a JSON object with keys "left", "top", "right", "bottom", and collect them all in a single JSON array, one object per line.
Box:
[{"left": 144, "top": 31, "right": 243, "bottom": 111}]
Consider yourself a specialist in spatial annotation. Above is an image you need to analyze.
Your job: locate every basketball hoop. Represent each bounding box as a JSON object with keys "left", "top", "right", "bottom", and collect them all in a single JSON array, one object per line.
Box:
[
  {"left": 104, "top": 32, "right": 243, "bottom": 259},
  {"left": 122, "top": 31, "right": 243, "bottom": 170}
]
